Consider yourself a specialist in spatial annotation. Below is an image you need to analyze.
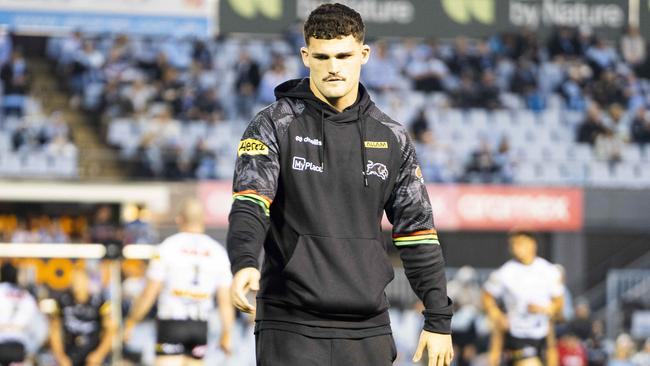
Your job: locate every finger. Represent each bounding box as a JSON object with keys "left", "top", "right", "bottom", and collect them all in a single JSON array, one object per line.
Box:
[
  {"left": 412, "top": 334, "right": 426, "bottom": 362},
  {"left": 428, "top": 349, "right": 436, "bottom": 366},
  {"left": 445, "top": 350, "right": 452, "bottom": 366},
  {"left": 233, "top": 288, "right": 255, "bottom": 313}
]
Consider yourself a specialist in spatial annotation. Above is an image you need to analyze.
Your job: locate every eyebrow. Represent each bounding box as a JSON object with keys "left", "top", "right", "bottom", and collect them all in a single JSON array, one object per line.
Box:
[{"left": 312, "top": 51, "right": 354, "bottom": 58}]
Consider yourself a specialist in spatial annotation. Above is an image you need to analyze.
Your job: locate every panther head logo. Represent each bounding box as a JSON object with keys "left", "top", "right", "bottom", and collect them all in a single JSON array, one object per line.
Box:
[{"left": 366, "top": 160, "right": 388, "bottom": 181}]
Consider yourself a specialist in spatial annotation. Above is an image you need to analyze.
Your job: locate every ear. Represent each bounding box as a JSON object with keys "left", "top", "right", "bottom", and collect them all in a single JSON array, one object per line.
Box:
[
  {"left": 360, "top": 44, "right": 371, "bottom": 65},
  {"left": 300, "top": 47, "right": 310, "bottom": 69}
]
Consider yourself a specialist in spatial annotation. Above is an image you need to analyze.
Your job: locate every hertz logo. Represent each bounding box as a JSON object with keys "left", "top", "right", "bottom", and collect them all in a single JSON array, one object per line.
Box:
[
  {"left": 228, "top": 0, "right": 283, "bottom": 20},
  {"left": 441, "top": 0, "right": 495, "bottom": 24},
  {"left": 238, "top": 138, "right": 269, "bottom": 157}
]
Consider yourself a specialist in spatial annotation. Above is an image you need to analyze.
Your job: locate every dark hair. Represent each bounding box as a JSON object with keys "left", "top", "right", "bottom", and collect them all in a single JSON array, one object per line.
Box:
[
  {"left": 509, "top": 229, "right": 536, "bottom": 241},
  {"left": 303, "top": 3, "right": 364, "bottom": 45},
  {"left": 0, "top": 262, "right": 18, "bottom": 285}
]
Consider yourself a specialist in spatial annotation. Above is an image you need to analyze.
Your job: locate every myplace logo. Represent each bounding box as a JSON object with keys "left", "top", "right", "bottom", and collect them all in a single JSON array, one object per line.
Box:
[
  {"left": 441, "top": 0, "right": 495, "bottom": 24},
  {"left": 292, "top": 156, "right": 323, "bottom": 173},
  {"left": 228, "top": 0, "right": 282, "bottom": 19}
]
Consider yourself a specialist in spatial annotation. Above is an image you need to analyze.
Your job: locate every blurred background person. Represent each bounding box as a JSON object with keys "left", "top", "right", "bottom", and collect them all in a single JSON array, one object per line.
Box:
[
  {"left": 483, "top": 231, "right": 564, "bottom": 366},
  {"left": 49, "top": 268, "right": 116, "bottom": 366},
  {"left": 0, "top": 262, "right": 41, "bottom": 366},
  {"left": 123, "top": 199, "right": 234, "bottom": 366}
]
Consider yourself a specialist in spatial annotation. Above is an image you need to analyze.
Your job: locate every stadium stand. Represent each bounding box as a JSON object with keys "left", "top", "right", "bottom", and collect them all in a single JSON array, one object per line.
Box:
[{"left": 38, "top": 26, "right": 650, "bottom": 185}]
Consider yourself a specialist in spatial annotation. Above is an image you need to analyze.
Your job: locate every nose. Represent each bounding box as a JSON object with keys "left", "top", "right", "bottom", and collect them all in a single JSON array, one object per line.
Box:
[{"left": 326, "top": 58, "right": 340, "bottom": 75}]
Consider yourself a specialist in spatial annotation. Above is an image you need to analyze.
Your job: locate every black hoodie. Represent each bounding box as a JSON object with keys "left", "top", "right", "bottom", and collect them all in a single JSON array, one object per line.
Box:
[{"left": 227, "top": 78, "right": 452, "bottom": 337}]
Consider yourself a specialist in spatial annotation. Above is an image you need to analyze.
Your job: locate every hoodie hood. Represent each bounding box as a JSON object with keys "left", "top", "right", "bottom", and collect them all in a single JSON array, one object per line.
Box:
[
  {"left": 274, "top": 78, "right": 373, "bottom": 123},
  {"left": 275, "top": 78, "right": 374, "bottom": 186}
]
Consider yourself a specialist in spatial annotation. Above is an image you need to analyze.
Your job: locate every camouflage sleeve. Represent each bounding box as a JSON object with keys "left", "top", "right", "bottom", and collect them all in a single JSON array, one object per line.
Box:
[
  {"left": 384, "top": 129, "right": 453, "bottom": 334},
  {"left": 227, "top": 107, "right": 280, "bottom": 274}
]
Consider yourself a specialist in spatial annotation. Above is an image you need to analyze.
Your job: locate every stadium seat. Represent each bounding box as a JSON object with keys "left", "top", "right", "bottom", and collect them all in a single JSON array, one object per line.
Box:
[
  {"left": 538, "top": 162, "right": 565, "bottom": 185},
  {"left": 587, "top": 161, "right": 616, "bottom": 187},
  {"left": 515, "top": 163, "right": 538, "bottom": 184},
  {"left": 621, "top": 145, "right": 642, "bottom": 163},
  {"left": 613, "top": 163, "right": 639, "bottom": 186},
  {"left": 568, "top": 144, "right": 593, "bottom": 162}
]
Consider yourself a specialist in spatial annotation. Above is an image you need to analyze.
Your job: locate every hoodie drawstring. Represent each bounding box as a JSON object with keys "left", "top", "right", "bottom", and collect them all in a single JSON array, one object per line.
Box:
[
  {"left": 358, "top": 109, "right": 368, "bottom": 187},
  {"left": 320, "top": 109, "right": 325, "bottom": 171}
]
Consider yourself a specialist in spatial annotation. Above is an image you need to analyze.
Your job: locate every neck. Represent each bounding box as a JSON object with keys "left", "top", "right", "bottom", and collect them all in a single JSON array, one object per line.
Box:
[
  {"left": 309, "top": 78, "right": 358, "bottom": 112},
  {"left": 181, "top": 224, "right": 204, "bottom": 234},
  {"left": 516, "top": 257, "right": 535, "bottom": 265}
]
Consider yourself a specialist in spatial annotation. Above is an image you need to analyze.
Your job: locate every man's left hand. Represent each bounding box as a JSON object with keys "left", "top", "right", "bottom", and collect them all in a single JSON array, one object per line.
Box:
[{"left": 412, "top": 330, "right": 454, "bottom": 366}]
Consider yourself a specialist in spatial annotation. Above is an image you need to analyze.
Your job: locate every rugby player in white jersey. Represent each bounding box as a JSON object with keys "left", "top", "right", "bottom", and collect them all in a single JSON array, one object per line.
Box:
[
  {"left": 124, "top": 199, "right": 235, "bottom": 366},
  {"left": 482, "top": 231, "right": 564, "bottom": 366},
  {"left": 0, "top": 262, "right": 40, "bottom": 366}
]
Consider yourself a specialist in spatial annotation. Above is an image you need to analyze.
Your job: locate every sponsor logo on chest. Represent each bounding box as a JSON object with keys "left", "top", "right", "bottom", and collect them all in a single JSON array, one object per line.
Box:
[
  {"left": 366, "top": 160, "right": 389, "bottom": 180},
  {"left": 292, "top": 156, "right": 323, "bottom": 173},
  {"left": 295, "top": 136, "right": 322, "bottom": 146}
]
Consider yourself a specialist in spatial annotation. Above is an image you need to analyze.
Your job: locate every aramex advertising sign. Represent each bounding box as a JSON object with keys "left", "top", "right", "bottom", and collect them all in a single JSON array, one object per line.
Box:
[
  {"left": 199, "top": 182, "right": 583, "bottom": 231},
  {"left": 218, "top": 0, "right": 629, "bottom": 39}
]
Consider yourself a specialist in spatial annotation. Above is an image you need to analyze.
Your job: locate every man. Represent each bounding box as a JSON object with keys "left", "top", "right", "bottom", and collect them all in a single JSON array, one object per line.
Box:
[
  {"left": 50, "top": 268, "right": 116, "bottom": 366},
  {"left": 0, "top": 262, "right": 40, "bottom": 366},
  {"left": 482, "top": 231, "right": 564, "bottom": 366},
  {"left": 124, "top": 199, "right": 235, "bottom": 366},
  {"left": 227, "top": 4, "right": 453, "bottom": 366}
]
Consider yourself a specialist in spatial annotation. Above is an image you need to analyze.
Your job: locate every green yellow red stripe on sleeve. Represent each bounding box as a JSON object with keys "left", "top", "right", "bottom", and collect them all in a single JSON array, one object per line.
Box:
[
  {"left": 392, "top": 229, "right": 439, "bottom": 246},
  {"left": 233, "top": 190, "right": 272, "bottom": 216}
]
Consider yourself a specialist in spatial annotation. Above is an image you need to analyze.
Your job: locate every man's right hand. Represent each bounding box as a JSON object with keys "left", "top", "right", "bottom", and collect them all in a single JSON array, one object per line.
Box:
[
  {"left": 56, "top": 354, "right": 73, "bottom": 366},
  {"left": 230, "top": 267, "right": 260, "bottom": 314}
]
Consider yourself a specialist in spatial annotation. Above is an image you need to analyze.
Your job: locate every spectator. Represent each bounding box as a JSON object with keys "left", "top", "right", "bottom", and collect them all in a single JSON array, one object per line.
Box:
[
  {"left": 631, "top": 339, "right": 650, "bottom": 366},
  {"left": 0, "top": 28, "right": 11, "bottom": 68},
  {"left": 586, "top": 37, "right": 618, "bottom": 77},
  {"left": 548, "top": 27, "right": 580, "bottom": 58},
  {"left": 463, "top": 139, "right": 500, "bottom": 183},
  {"left": 404, "top": 46, "right": 448, "bottom": 93},
  {"left": 605, "top": 103, "right": 631, "bottom": 143},
  {"left": 560, "top": 64, "right": 589, "bottom": 111},
  {"left": 447, "top": 37, "right": 475, "bottom": 75},
  {"left": 620, "top": 26, "right": 646, "bottom": 69},
  {"left": 362, "top": 40, "right": 403, "bottom": 92},
  {"left": 594, "top": 129, "right": 623, "bottom": 164},
  {"left": 493, "top": 136, "right": 515, "bottom": 183},
  {"left": 568, "top": 299, "right": 595, "bottom": 342},
  {"left": 607, "top": 334, "right": 636, "bottom": 366},
  {"left": 409, "top": 108, "right": 429, "bottom": 143},
  {"left": 478, "top": 70, "right": 501, "bottom": 109},
  {"left": 89, "top": 205, "right": 119, "bottom": 245},
  {"left": 630, "top": 107, "right": 650, "bottom": 145},
  {"left": 10, "top": 219, "right": 39, "bottom": 243},
  {"left": 191, "top": 39, "right": 212, "bottom": 68},
  {"left": 234, "top": 51, "right": 261, "bottom": 118},
  {"left": 123, "top": 205, "right": 158, "bottom": 245},
  {"left": 510, "top": 57, "right": 538, "bottom": 95},
  {"left": 558, "top": 332, "right": 588, "bottom": 366},
  {"left": 257, "top": 58, "right": 291, "bottom": 105},
  {"left": 590, "top": 70, "right": 626, "bottom": 108},
  {"left": 1, "top": 48, "right": 29, "bottom": 116},
  {"left": 452, "top": 72, "right": 480, "bottom": 109},
  {"left": 122, "top": 77, "right": 154, "bottom": 114},
  {"left": 473, "top": 39, "right": 496, "bottom": 73},
  {"left": 577, "top": 104, "right": 607, "bottom": 145}
]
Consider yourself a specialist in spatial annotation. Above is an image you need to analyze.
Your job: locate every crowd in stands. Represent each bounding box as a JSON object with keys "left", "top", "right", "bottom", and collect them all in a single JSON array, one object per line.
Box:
[
  {"left": 0, "top": 204, "right": 157, "bottom": 245},
  {"left": 1, "top": 30, "right": 78, "bottom": 178},
  {"left": 41, "top": 26, "right": 650, "bottom": 184}
]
